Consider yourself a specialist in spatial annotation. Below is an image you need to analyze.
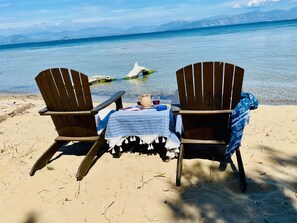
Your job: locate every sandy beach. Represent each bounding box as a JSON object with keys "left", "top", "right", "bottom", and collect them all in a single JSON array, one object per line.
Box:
[{"left": 0, "top": 94, "right": 297, "bottom": 223}]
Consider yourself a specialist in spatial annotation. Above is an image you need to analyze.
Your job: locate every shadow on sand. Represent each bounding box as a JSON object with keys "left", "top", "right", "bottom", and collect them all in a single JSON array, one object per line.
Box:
[{"left": 167, "top": 145, "right": 297, "bottom": 222}]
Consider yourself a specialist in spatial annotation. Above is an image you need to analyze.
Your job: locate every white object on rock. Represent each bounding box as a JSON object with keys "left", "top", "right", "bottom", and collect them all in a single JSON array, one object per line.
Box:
[{"left": 126, "top": 62, "right": 149, "bottom": 78}]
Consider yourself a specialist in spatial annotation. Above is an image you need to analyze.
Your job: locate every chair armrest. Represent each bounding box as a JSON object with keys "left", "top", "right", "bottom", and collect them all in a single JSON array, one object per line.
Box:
[
  {"left": 91, "top": 90, "right": 125, "bottom": 115},
  {"left": 171, "top": 105, "right": 180, "bottom": 115},
  {"left": 174, "top": 109, "right": 233, "bottom": 115},
  {"left": 38, "top": 91, "right": 125, "bottom": 116},
  {"left": 39, "top": 107, "right": 49, "bottom": 115},
  {"left": 39, "top": 107, "right": 92, "bottom": 115}
]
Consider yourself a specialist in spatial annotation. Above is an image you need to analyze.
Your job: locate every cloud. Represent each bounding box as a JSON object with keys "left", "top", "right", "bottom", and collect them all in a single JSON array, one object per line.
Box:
[
  {"left": 246, "top": 0, "right": 282, "bottom": 7},
  {"left": 247, "top": 0, "right": 266, "bottom": 7},
  {"left": 233, "top": 4, "right": 241, "bottom": 8},
  {"left": 79, "top": 6, "right": 103, "bottom": 14}
]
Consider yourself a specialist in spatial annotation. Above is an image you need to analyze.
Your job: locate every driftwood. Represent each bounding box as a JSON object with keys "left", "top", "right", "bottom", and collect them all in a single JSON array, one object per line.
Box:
[
  {"left": 88, "top": 75, "right": 113, "bottom": 85},
  {"left": 0, "top": 103, "right": 35, "bottom": 123},
  {"left": 88, "top": 63, "right": 154, "bottom": 85},
  {"left": 126, "top": 62, "right": 150, "bottom": 78}
]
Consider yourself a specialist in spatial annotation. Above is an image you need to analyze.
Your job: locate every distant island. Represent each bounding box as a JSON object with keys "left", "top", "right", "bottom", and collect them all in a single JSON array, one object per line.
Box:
[{"left": 0, "top": 6, "right": 297, "bottom": 45}]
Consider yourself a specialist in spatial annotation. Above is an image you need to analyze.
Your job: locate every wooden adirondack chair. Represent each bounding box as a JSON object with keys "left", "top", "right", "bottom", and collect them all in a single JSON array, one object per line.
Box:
[
  {"left": 174, "top": 61, "right": 247, "bottom": 192},
  {"left": 30, "top": 68, "right": 125, "bottom": 180}
]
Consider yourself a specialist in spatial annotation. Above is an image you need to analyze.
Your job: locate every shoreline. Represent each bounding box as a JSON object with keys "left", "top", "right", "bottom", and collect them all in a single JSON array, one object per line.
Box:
[{"left": 1, "top": 92, "right": 297, "bottom": 106}]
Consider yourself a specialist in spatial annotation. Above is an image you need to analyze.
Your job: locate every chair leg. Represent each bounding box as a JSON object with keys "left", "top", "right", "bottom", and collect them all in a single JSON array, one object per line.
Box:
[
  {"left": 76, "top": 137, "right": 105, "bottom": 181},
  {"left": 236, "top": 148, "right": 247, "bottom": 192},
  {"left": 176, "top": 143, "right": 184, "bottom": 186},
  {"left": 30, "top": 141, "right": 67, "bottom": 176}
]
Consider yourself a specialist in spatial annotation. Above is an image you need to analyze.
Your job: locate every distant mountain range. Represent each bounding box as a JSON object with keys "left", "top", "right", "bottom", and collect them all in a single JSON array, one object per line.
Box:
[{"left": 1, "top": 7, "right": 297, "bottom": 45}]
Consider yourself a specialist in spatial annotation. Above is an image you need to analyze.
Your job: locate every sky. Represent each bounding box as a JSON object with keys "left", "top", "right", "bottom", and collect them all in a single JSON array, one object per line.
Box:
[{"left": 0, "top": 0, "right": 296, "bottom": 33}]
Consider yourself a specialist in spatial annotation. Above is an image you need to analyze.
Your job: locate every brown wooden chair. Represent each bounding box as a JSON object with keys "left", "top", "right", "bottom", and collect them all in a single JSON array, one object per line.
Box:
[
  {"left": 174, "top": 61, "right": 247, "bottom": 192},
  {"left": 30, "top": 68, "right": 125, "bottom": 180}
]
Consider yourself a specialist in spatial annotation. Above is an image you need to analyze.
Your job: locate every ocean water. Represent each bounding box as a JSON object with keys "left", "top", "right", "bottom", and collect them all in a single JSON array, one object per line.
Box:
[{"left": 0, "top": 19, "right": 297, "bottom": 104}]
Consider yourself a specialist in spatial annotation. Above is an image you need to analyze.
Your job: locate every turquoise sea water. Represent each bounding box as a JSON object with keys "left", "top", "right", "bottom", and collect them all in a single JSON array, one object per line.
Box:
[{"left": 0, "top": 20, "right": 297, "bottom": 104}]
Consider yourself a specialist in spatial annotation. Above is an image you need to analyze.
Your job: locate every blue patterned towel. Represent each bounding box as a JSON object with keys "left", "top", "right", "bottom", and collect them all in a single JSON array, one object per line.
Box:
[
  {"left": 105, "top": 108, "right": 181, "bottom": 158},
  {"left": 225, "top": 92, "right": 258, "bottom": 159}
]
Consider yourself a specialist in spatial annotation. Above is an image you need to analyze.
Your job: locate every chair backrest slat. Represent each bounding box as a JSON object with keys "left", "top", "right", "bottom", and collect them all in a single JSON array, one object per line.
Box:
[
  {"left": 222, "top": 63, "right": 234, "bottom": 109},
  {"left": 51, "top": 68, "right": 72, "bottom": 111},
  {"left": 202, "top": 62, "right": 214, "bottom": 109},
  {"left": 59, "top": 68, "right": 79, "bottom": 110},
  {"left": 176, "top": 68, "right": 187, "bottom": 109},
  {"left": 184, "top": 65, "right": 195, "bottom": 109},
  {"left": 44, "top": 69, "right": 65, "bottom": 110},
  {"left": 193, "top": 63, "right": 203, "bottom": 109},
  {"left": 231, "top": 66, "right": 244, "bottom": 108},
  {"left": 35, "top": 71, "right": 54, "bottom": 109},
  {"left": 214, "top": 62, "right": 224, "bottom": 109},
  {"left": 80, "top": 71, "right": 93, "bottom": 110},
  {"left": 71, "top": 70, "right": 88, "bottom": 111}
]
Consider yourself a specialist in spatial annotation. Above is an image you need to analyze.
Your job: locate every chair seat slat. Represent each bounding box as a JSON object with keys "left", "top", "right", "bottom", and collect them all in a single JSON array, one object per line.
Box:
[{"left": 181, "top": 139, "right": 226, "bottom": 145}]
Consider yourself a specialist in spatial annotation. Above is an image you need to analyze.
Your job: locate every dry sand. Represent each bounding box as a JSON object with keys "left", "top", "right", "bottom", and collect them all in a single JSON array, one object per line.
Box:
[{"left": 0, "top": 94, "right": 297, "bottom": 223}]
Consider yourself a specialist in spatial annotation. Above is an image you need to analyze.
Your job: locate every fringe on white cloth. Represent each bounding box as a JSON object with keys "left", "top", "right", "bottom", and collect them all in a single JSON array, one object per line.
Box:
[{"left": 107, "top": 135, "right": 179, "bottom": 160}]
